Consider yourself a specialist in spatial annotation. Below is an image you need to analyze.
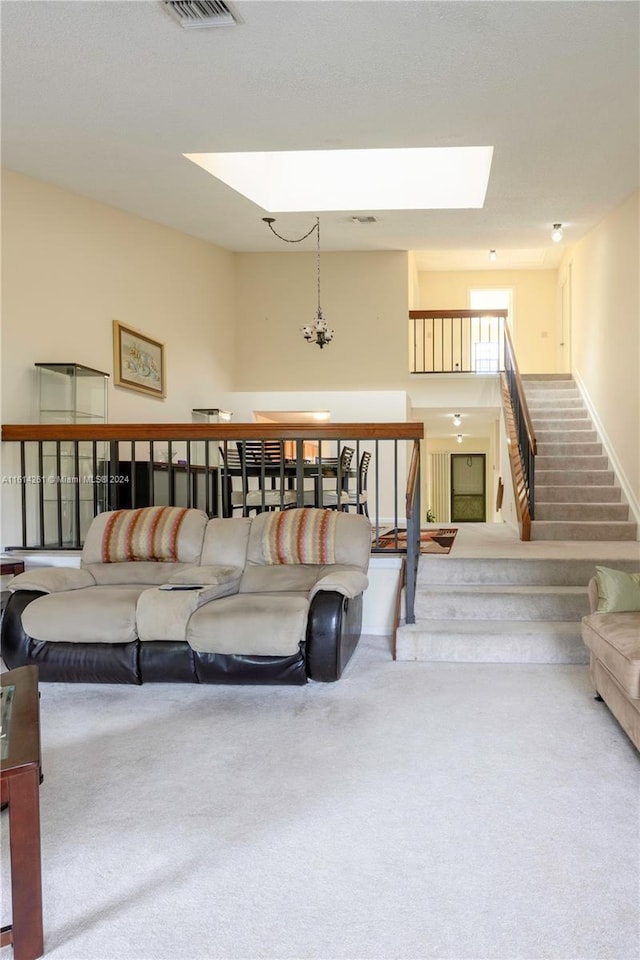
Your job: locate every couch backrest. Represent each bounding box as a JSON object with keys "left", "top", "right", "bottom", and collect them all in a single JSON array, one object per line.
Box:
[
  {"left": 82, "top": 507, "right": 209, "bottom": 577},
  {"left": 247, "top": 509, "right": 371, "bottom": 571}
]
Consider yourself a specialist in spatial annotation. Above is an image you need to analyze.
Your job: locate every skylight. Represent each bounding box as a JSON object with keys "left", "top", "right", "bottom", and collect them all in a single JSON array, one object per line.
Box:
[{"left": 183, "top": 147, "right": 494, "bottom": 212}]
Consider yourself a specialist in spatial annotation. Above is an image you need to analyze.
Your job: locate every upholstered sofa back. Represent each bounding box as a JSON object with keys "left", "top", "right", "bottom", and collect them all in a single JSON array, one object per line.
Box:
[{"left": 82, "top": 506, "right": 209, "bottom": 585}]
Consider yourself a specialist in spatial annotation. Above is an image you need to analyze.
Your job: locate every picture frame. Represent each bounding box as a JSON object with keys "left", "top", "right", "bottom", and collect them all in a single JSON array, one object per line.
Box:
[{"left": 113, "top": 320, "right": 166, "bottom": 398}]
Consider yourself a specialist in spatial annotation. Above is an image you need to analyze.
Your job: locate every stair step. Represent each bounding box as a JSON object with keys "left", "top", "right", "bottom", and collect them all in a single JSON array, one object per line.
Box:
[
  {"left": 524, "top": 380, "right": 578, "bottom": 390},
  {"left": 535, "top": 484, "right": 622, "bottom": 503},
  {"left": 531, "top": 520, "right": 638, "bottom": 541},
  {"left": 535, "top": 502, "right": 630, "bottom": 521},
  {"left": 414, "top": 585, "right": 589, "bottom": 621},
  {"left": 416, "top": 556, "right": 639, "bottom": 586},
  {"left": 531, "top": 413, "right": 591, "bottom": 426},
  {"left": 395, "top": 620, "right": 588, "bottom": 664},
  {"left": 537, "top": 441, "right": 602, "bottom": 456},
  {"left": 536, "top": 455, "right": 609, "bottom": 471},
  {"left": 536, "top": 430, "right": 597, "bottom": 444},
  {"left": 536, "top": 469, "right": 614, "bottom": 485},
  {"left": 528, "top": 397, "right": 585, "bottom": 409}
]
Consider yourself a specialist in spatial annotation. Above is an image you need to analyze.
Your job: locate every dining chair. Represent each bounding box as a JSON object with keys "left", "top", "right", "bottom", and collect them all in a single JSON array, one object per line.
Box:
[
  {"left": 345, "top": 450, "right": 371, "bottom": 517},
  {"left": 219, "top": 442, "right": 296, "bottom": 516},
  {"left": 304, "top": 445, "right": 355, "bottom": 510}
]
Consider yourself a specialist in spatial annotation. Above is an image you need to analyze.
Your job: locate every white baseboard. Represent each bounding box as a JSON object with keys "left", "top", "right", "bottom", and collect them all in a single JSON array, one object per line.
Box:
[{"left": 574, "top": 370, "right": 640, "bottom": 528}]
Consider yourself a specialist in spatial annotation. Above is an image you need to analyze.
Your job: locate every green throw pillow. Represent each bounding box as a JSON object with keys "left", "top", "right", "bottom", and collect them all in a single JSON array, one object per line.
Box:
[{"left": 595, "top": 566, "right": 640, "bottom": 613}]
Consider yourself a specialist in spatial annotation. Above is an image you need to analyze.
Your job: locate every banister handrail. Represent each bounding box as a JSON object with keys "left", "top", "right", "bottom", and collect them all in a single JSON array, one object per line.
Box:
[
  {"left": 502, "top": 326, "right": 537, "bottom": 457},
  {"left": 1, "top": 422, "right": 423, "bottom": 442},
  {"left": 409, "top": 309, "right": 509, "bottom": 320},
  {"left": 405, "top": 439, "right": 420, "bottom": 519},
  {"left": 500, "top": 374, "right": 532, "bottom": 541},
  {"left": 404, "top": 438, "right": 421, "bottom": 625}
]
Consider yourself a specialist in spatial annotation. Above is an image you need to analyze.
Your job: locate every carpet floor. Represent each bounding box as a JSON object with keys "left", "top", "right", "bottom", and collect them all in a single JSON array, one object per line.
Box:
[{"left": 2, "top": 637, "right": 638, "bottom": 960}]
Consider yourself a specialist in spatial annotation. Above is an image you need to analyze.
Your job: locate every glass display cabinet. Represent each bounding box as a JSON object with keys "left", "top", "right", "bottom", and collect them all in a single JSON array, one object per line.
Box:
[{"left": 35, "top": 363, "right": 109, "bottom": 546}]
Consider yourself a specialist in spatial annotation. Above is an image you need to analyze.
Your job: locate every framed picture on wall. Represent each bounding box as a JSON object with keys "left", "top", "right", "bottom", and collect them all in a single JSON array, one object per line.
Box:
[{"left": 113, "top": 320, "right": 166, "bottom": 398}]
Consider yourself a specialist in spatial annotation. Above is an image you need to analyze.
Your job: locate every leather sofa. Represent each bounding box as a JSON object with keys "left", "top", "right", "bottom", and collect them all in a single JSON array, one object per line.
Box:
[
  {"left": 1, "top": 506, "right": 371, "bottom": 685},
  {"left": 581, "top": 570, "right": 640, "bottom": 751}
]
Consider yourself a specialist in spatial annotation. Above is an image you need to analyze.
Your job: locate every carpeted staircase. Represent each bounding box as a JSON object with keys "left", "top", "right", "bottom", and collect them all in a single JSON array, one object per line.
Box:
[
  {"left": 523, "top": 374, "right": 637, "bottom": 541},
  {"left": 395, "top": 553, "right": 639, "bottom": 663}
]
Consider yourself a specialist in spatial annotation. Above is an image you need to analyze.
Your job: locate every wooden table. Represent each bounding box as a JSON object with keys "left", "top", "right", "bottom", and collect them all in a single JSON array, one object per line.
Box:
[{"left": 1, "top": 665, "right": 43, "bottom": 960}]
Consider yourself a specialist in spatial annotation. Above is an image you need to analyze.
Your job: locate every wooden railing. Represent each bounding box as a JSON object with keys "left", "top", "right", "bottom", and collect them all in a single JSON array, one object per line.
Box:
[
  {"left": 502, "top": 325, "right": 537, "bottom": 537},
  {"left": 404, "top": 440, "right": 421, "bottom": 625},
  {"left": 1, "top": 421, "right": 422, "bottom": 543},
  {"left": 410, "top": 309, "right": 507, "bottom": 374}
]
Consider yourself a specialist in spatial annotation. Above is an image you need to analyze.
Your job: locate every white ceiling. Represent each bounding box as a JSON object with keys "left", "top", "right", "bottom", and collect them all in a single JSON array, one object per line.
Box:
[{"left": 1, "top": 0, "right": 638, "bottom": 266}]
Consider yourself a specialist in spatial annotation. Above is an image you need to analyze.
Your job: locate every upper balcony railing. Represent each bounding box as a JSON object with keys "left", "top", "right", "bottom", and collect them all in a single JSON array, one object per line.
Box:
[{"left": 410, "top": 309, "right": 507, "bottom": 375}]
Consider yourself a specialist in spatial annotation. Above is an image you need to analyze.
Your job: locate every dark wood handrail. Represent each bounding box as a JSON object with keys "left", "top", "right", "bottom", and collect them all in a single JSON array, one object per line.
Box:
[
  {"left": 405, "top": 439, "right": 420, "bottom": 519},
  {"left": 500, "top": 374, "right": 531, "bottom": 541},
  {"left": 503, "top": 326, "right": 537, "bottom": 456},
  {"left": 1, "top": 422, "right": 424, "bottom": 442},
  {"left": 410, "top": 309, "right": 509, "bottom": 320}
]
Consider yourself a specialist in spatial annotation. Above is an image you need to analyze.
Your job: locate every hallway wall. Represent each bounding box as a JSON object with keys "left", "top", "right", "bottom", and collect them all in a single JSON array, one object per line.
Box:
[{"left": 566, "top": 190, "right": 640, "bottom": 515}]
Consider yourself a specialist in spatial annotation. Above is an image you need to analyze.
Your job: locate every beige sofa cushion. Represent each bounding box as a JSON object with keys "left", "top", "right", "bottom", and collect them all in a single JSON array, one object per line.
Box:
[
  {"left": 200, "top": 517, "right": 252, "bottom": 568},
  {"left": 136, "top": 577, "right": 241, "bottom": 642},
  {"left": 239, "top": 564, "right": 322, "bottom": 594},
  {"left": 21, "top": 586, "right": 147, "bottom": 644},
  {"left": 9, "top": 567, "right": 96, "bottom": 594},
  {"left": 581, "top": 612, "right": 640, "bottom": 698},
  {"left": 85, "top": 560, "right": 198, "bottom": 586},
  {"left": 82, "top": 508, "right": 208, "bottom": 566},
  {"left": 247, "top": 510, "right": 371, "bottom": 571},
  {"left": 187, "top": 593, "right": 308, "bottom": 656}
]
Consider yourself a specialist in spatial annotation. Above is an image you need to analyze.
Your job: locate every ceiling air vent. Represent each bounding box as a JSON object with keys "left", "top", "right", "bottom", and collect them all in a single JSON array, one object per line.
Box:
[
  {"left": 162, "top": 1, "right": 242, "bottom": 29},
  {"left": 351, "top": 216, "right": 378, "bottom": 224}
]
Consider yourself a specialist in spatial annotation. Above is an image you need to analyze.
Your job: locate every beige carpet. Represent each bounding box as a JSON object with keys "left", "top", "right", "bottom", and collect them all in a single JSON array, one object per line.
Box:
[{"left": 3, "top": 636, "right": 638, "bottom": 960}]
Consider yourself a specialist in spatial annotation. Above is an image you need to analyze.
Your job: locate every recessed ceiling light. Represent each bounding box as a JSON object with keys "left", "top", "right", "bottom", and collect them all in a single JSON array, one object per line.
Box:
[{"left": 184, "top": 146, "right": 494, "bottom": 213}]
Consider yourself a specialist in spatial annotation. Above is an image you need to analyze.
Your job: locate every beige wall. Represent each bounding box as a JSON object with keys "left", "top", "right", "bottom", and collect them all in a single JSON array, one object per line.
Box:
[
  {"left": 234, "top": 251, "right": 409, "bottom": 391},
  {"left": 417, "top": 268, "right": 559, "bottom": 374},
  {"left": 567, "top": 190, "right": 640, "bottom": 511},
  {"left": 1, "top": 169, "right": 236, "bottom": 424}
]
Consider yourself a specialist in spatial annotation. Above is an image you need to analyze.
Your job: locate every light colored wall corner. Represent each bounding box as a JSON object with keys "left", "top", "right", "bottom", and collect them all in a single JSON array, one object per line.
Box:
[
  {"left": 362, "top": 556, "right": 403, "bottom": 636},
  {"left": 233, "top": 250, "right": 409, "bottom": 391},
  {"left": 417, "top": 268, "right": 559, "bottom": 374},
  {"left": 574, "top": 369, "right": 640, "bottom": 529},
  {"left": 1, "top": 169, "right": 236, "bottom": 425},
  {"left": 569, "top": 190, "right": 639, "bottom": 515}
]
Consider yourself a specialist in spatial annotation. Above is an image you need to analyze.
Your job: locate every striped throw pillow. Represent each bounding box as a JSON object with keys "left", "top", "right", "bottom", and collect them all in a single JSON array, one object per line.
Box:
[
  {"left": 262, "top": 509, "right": 337, "bottom": 565},
  {"left": 101, "top": 507, "right": 189, "bottom": 563}
]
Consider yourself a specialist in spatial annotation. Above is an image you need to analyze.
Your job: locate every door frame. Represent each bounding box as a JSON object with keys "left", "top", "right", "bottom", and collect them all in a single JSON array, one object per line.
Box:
[{"left": 450, "top": 453, "right": 486, "bottom": 523}]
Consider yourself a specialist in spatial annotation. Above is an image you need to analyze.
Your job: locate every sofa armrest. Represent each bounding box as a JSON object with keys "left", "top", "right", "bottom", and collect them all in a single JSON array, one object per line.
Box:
[
  {"left": 136, "top": 575, "right": 241, "bottom": 643},
  {"left": 8, "top": 567, "right": 96, "bottom": 594},
  {"left": 310, "top": 569, "right": 368, "bottom": 601},
  {"left": 306, "top": 591, "right": 363, "bottom": 682}
]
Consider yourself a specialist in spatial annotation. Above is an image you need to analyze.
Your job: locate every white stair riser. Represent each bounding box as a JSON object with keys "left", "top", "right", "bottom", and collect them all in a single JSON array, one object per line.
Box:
[
  {"left": 535, "top": 502, "right": 629, "bottom": 521},
  {"left": 537, "top": 442, "right": 602, "bottom": 456},
  {"left": 414, "top": 590, "right": 589, "bottom": 621},
  {"left": 535, "top": 485, "right": 621, "bottom": 503},
  {"left": 536, "top": 455, "right": 608, "bottom": 471},
  {"left": 536, "top": 469, "right": 614, "bottom": 485},
  {"left": 417, "top": 557, "right": 640, "bottom": 586},
  {"left": 531, "top": 521, "right": 638, "bottom": 540},
  {"left": 395, "top": 626, "right": 589, "bottom": 664}
]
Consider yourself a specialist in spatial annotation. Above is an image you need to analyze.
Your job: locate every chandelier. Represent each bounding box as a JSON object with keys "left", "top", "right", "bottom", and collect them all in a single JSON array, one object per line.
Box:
[{"left": 262, "top": 215, "right": 334, "bottom": 348}]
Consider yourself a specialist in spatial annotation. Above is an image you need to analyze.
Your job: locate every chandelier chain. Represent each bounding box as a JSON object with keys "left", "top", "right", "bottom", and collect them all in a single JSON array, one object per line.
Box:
[{"left": 261, "top": 215, "right": 333, "bottom": 349}]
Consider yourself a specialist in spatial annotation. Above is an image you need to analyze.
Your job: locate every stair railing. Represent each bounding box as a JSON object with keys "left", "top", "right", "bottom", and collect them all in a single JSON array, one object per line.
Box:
[
  {"left": 502, "top": 324, "right": 537, "bottom": 534},
  {"left": 409, "top": 309, "right": 507, "bottom": 374},
  {"left": 404, "top": 439, "right": 421, "bottom": 625}
]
